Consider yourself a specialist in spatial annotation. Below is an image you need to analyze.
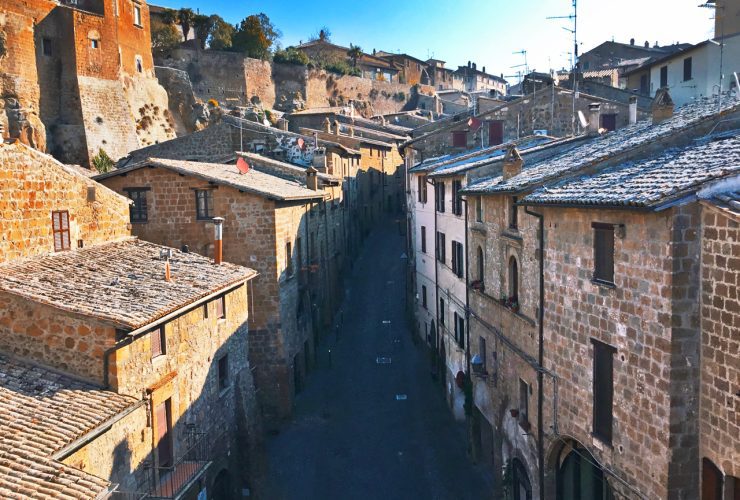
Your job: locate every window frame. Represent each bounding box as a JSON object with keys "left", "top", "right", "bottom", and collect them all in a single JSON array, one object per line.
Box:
[
  {"left": 451, "top": 241, "right": 464, "bottom": 278},
  {"left": 124, "top": 187, "right": 149, "bottom": 223},
  {"left": 439, "top": 298, "right": 445, "bottom": 326},
  {"left": 452, "top": 179, "right": 463, "bottom": 216},
  {"left": 42, "top": 38, "right": 53, "bottom": 56},
  {"left": 422, "top": 285, "right": 428, "bottom": 309},
  {"left": 133, "top": 3, "right": 143, "bottom": 27},
  {"left": 591, "top": 338, "right": 617, "bottom": 444},
  {"left": 475, "top": 196, "right": 483, "bottom": 222},
  {"left": 683, "top": 56, "right": 692, "bottom": 82},
  {"left": 509, "top": 196, "right": 518, "bottom": 230},
  {"left": 435, "top": 181, "right": 446, "bottom": 213},
  {"left": 421, "top": 226, "right": 427, "bottom": 253},
  {"left": 151, "top": 325, "right": 166, "bottom": 359},
  {"left": 508, "top": 256, "right": 519, "bottom": 301},
  {"left": 195, "top": 189, "right": 215, "bottom": 220},
  {"left": 218, "top": 354, "right": 229, "bottom": 392},
  {"left": 436, "top": 231, "right": 446, "bottom": 264},
  {"left": 285, "top": 241, "right": 293, "bottom": 276},
  {"left": 519, "top": 379, "right": 529, "bottom": 428},
  {"left": 215, "top": 295, "right": 226, "bottom": 320},
  {"left": 417, "top": 175, "right": 428, "bottom": 203},
  {"left": 659, "top": 65, "right": 668, "bottom": 88},
  {"left": 51, "top": 210, "right": 71, "bottom": 252},
  {"left": 592, "top": 222, "right": 615, "bottom": 285},
  {"left": 479, "top": 337, "right": 487, "bottom": 372},
  {"left": 454, "top": 312, "right": 465, "bottom": 348}
]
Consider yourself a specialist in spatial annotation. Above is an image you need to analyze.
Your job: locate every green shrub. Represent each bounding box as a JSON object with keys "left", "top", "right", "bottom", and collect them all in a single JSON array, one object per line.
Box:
[
  {"left": 92, "top": 149, "right": 114, "bottom": 173},
  {"left": 273, "top": 47, "right": 310, "bottom": 66},
  {"left": 324, "top": 60, "right": 360, "bottom": 77}
]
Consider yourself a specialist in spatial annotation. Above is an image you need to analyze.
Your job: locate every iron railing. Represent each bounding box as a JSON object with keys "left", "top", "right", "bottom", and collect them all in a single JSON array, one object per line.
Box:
[{"left": 145, "top": 431, "right": 211, "bottom": 499}]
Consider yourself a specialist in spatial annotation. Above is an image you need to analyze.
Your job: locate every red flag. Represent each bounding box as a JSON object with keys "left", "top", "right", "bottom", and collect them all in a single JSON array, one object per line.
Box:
[
  {"left": 236, "top": 157, "right": 250, "bottom": 174},
  {"left": 468, "top": 117, "right": 482, "bottom": 131}
]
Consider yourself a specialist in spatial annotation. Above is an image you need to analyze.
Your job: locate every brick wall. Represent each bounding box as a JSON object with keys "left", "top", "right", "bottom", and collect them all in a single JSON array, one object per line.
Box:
[
  {"left": 0, "top": 142, "right": 131, "bottom": 264},
  {"left": 700, "top": 205, "right": 739, "bottom": 479}
]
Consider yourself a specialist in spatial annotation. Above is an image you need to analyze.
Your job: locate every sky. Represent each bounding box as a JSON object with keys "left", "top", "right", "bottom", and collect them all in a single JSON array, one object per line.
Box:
[{"left": 152, "top": 0, "right": 717, "bottom": 82}]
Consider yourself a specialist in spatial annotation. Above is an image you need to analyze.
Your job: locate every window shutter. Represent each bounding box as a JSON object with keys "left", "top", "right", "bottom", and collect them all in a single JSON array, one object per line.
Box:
[
  {"left": 151, "top": 327, "right": 163, "bottom": 358},
  {"left": 592, "top": 339, "right": 616, "bottom": 443},
  {"left": 593, "top": 224, "right": 615, "bottom": 283}
]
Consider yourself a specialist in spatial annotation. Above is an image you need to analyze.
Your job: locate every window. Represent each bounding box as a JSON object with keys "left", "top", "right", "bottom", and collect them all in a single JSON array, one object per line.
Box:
[
  {"left": 508, "top": 256, "right": 518, "bottom": 301},
  {"left": 195, "top": 189, "right": 214, "bottom": 220},
  {"left": 591, "top": 339, "right": 616, "bottom": 444},
  {"left": 285, "top": 241, "right": 293, "bottom": 276},
  {"left": 640, "top": 74, "right": 649, "bottom": 95},
  {"left": 218, "top": 354, "right": 229, "bottom": 391},
  {"left": 51, "top": 210, "right": 71, "bottom": 252},
  {"left": 593, "top": 223, "right": 615, "bottom": 284},
  {"left": 91, "top": 39, "right": 99, "bottom": 49},
  {"left": 475, "top": 196, "right": 483, "bottom": 222},
  {"left": 421, "top": 226, "right": 427, "bottom": 253},
  {"left": 479, "top": 337, "right": 487, "bottom": 372},
  {"left": 600, "top": 114, "right": 617, "bottom": 132},
  {"left": 683, "top": 57, "right": 692, "bottom": 81},
  {"left": 155, "top": 399, "right": 173, "bottom": 467},
  {"left": 216, "top": 295, "right": 226, "bottom": 319},
  {"left": 660, "top": 65, "right": 668, "bottom": 88},
  {"left": 439, "top": 298, "right": 445, "bottom": 325},
  {"left": 488, "top": 121, "right": 503, "bottom": 146},
  {"left": 151, "top": 326, "right": 165, "bottom": 358},
  {"left": 435, "top": 182, "right": 446, "bottom": 213},
  {"left": 436, "top": 232, "right": 446, "bottom": 263},
  {"left": 519, "top": 379, "right": 529, "bottom": 427},
  {"left": 42, "top": 38, "right": 52, "bottom": 56},
  {"left": 452, "top": 180, "right": 463, "bottom": 215},
  {"left": 417, "top": 175, "right": 428, "bottom": 203},
  {"left": 452, "top": 131, "right": 467, "bottom": 148},
  {"left": 454, "top": 312, "right": 465, "bottom": 348},
  {"left": 135, "top": 57, "right": 143, "bottom": 73},
  {"left": 422, "top": 285, "right": 428, "bottom": 309},
  {"left": 125, "top": 188, "right": 148, "bottom": 223},
  {"left": 477, "top": 246, "right": 484, "bottom": 283},
  {"left": 203, "top": 303, "right": 209, "bottom": 320},
  {"left": 451, "top": 241, "right": 464, "bottom": 278},
  {"left": 509, "top": 196, "right": 518, "bottom": 230},
  {"left": 133, "top": 4, "right": 142, "bottom": 26},
  {"left": 296, "top": 237, "right": 303, "bottom": 268}
]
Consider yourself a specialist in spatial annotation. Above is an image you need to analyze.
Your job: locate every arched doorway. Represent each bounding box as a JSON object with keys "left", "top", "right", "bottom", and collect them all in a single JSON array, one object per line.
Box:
[
  {"left": 211, "top": 468, "right": 233, "bottom": 500},
  {"left": 555, "top": 441, "right": 613, "bottom": 500},
  {"left": 512, "top": 458, "right": 532, "bottom": 500}
]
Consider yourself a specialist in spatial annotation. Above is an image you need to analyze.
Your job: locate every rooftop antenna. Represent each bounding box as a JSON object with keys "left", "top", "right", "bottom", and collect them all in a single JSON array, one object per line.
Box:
[
  {"left": 548, "top": 0, "right": 578, "bottom": 135},
  {"left": 512, "top": 50, "right": 529, "bottom": 83}
]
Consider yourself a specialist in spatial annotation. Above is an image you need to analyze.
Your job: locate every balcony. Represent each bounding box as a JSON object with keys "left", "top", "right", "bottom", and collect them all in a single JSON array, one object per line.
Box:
[{"left": 145, "top": 431, "right": 212, "bottom": 499}]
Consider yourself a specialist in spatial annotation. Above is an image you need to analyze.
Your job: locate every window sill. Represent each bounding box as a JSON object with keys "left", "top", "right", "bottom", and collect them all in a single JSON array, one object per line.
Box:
[
  {"left": 591, "top": 432, "right": 613, "bottom": 450},
  {"left": 130, "top": 220, "right": 148, "bottom": 224},
  {"left": 591, "top": 278, "right": 616, "bottom": 290},
  {"left": 501, "top": 230, "right": 523, "bottom": 245},
  {"left": 133, "top": 23, "right": 144, "bottom": 29},
  {"left": 197, "top": 217, "right": 214, "bottom": 222}
]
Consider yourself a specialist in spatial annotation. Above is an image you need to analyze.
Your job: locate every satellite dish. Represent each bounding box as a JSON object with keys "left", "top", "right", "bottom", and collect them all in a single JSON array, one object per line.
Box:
[{"left": 578, "top": 110, "right": 588, "bottom": 128}]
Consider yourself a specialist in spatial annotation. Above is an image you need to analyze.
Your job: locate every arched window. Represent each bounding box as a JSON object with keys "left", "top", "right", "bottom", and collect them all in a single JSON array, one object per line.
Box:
[
  {"left": 556, "top": 443, "right": 613, "bottom": 500},
  {"left": 509, "top": 256, "right": 518, "bottom": 301},
  {"left": 477, "top": 246, "right": 484, "bottom": 283}
]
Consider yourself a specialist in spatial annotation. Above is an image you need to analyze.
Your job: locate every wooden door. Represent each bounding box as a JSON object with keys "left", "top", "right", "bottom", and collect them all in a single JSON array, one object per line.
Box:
[
  {"left": 488, "top": 121, "right": 504, "bottom": 146},
  {"left": 702, "top": 458, "right": 723, "bottom": 500},
  {"left": 155, "top": 400, "right": 173, "bottom": 468}
]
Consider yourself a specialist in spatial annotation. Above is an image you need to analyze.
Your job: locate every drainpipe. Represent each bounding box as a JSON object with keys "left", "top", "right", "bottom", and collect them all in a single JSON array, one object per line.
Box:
[{"left": 524, "top": 205, "right": 545, "bottom": 500}]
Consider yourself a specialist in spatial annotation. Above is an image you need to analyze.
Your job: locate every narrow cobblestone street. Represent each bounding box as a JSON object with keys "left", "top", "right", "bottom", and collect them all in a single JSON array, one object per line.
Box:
[{"left": 264, "top": 220, "right": 492, "bottom": 500}]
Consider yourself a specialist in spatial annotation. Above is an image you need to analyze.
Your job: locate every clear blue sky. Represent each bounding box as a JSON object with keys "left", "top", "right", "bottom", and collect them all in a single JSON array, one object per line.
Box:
[{"left": 152, "top": 0, "right": 715, "bottom": 82}]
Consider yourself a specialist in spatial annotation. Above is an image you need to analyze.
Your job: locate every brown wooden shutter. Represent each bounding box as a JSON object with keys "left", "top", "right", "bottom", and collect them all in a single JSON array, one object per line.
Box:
[
  {"left": 155, "top": 400, "right": 173, "bottom": 467},
  {"left": 489, "top": 121, "right": 504, "bottom": 145},
  {"left": 592, "top": 339, "right": 617, "bottom": 443},
  {"left": 151, "top": 327, "right": 163, "bottom": 358},
  {"left": 593, "top": 223, "right": 615, "bottom": 283},
  {"left": 52, "top": 211, "right": 70, "bottom": 251}
]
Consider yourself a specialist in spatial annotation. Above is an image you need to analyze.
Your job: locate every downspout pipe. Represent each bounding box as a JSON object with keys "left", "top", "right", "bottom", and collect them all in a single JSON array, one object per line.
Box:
[
  {"left": 524, "top": 205, "right": 545, "bottom": 500},
  {"left": 428, "top": 177, "right": 440, "bottom": 371}
]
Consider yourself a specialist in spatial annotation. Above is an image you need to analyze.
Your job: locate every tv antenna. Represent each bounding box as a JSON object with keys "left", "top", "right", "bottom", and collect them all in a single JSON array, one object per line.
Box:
[{"left": 547, "top": 0, "right": 578, "bottom": 135}]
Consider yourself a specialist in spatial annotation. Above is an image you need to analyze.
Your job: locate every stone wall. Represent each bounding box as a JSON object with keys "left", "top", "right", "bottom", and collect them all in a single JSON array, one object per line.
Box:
[
  {"left": 699, "top": 204, "right": 739, "bottom": 479},
  {"left": 156, "top": 48, "right": 432, "bottom": 117},
  {"left": 0, "top": 142, "right": 131, "bottom": 264}
]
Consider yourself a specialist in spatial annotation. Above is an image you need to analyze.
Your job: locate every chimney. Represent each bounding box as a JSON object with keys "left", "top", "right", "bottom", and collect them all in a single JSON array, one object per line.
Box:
[
  {"left": 644, "top": 41, "right": 649, "bottom": 48},
  {"left": 323, "top": 117, "right": 331, "bottom": 133},
  {"left": 212, "top": 217, "right": 224, "bottom": 265},
  {"left": 333, "top": 119, "right": 341, "bottom": 135},
  {"left": 160, "top": 248, "right": 173, "bottom": 281},
  {"left": 165, "top": 261, "right": 171, "bottom": 282},
  {"left": 468, "top": 61, "right": 471, "bottom": 69},
  {"left": 306, "top": 166, "right": 319, "bottom": 190},
  {"left": 588, "top": 102, "right": 602, "bottom": 136},
  {"left": 630, "top": 38, "right": 635, "bottom": 45},
  {"left": 629, "top": 95, "right": 638, "bottom": 125},
  {"left": 651, "top": 88, "right": 674, "bottom": 125},
  {"left": 502, "top": 146, "right": 523, "bottom": 180},
  {"left": 472, "top": 62, "right": 477, "bottom": 71},
  {"left": 482, "top": 66, "right": 486, "bottom": 74},
  {"left": 277, "top": 118, "right": 289, "bottom": 131},
  {"left": 348, "top": 125, "right": 355, "bottom": 137}
]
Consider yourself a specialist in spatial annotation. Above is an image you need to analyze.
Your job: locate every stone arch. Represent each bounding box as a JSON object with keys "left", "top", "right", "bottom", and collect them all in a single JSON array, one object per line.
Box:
[
  {"left": 508, "top": 255, "right": 518, "bottom": 300},
  {"left": 546, "top": 436, "right": 614, "bottom": 500},
  {"left": 211, "top": 468, "right": 233, "bottom": 500}
]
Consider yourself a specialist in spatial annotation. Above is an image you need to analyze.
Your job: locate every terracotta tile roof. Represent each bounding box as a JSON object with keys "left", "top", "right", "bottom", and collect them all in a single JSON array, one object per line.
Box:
[
  {"left": 521, "top": 133, "right": 740, "bottom": 208},
  {"left": 463, "top": 97, "right": 740, "bottom": 195},
  {"left": 99, "top": 157, "right": 326, "bottom": 201},
  {"left": 0, "top": 239, "right": 257, "bottom": 330},
  {"left": 701, "top": 189, "right": 740, "bottom": 219},
  {"left": 0, "top": 353, "right": 139, "bottom": 499},
  {"left": 236, "top": 152, "right": 339, "bottom": 184}
]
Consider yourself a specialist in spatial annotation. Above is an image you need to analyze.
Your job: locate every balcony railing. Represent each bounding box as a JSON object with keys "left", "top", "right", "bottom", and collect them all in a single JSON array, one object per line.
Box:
[{"left": 145, "top": 431, "right": 212, "bottom": 499}]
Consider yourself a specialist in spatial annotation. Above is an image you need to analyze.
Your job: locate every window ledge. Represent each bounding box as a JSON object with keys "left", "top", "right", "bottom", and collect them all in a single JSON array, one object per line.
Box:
[
  {"left": 501, "top": 230, "right": 523, "bottom": 245},
  {"left": 591, "top": 432, "right": 614, "bottom": 450},
  {"left": 591, "top": 279, "right": 616, "bottom": 290}
]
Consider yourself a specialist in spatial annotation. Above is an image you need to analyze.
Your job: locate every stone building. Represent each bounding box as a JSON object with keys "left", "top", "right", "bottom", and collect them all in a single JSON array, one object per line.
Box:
[
  {"left": 403, "top": 85, "right": 649, "bottom": 159},
  {"left": 294, "top": 39, "right": 400, "bottom": 83},
  {"left": 454, "top": 62, "right": 507, "bottom": 95},
  {"left": 96, "top": 154, "right": 348, "bottom": 422},
  {"left": 457, "top": 95, "right": 740, "bottom": 499},
  {"left": 0, "top": 0, "right": 175, "bottom": 166},
  {"left": 0, "top": 140, "right": 260, "bottom": 498},
  {"left": 698, "top": 189, "right": 740, "bottom": 499},
  {"left": 375, "top": 52, "right": 431, "bottom": 85}
]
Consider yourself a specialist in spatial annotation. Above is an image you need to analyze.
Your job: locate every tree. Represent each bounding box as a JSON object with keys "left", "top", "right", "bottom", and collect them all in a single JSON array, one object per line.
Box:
[
  {"left": 151, "top": 19, "right": 182, "bottom": 53},
  {"left": 177, "top": 8, "right": 195, "bottom": 41},
  {"left": 347, "top": 44, "right": 362, "bottom": 68},
  {"left": 310, "top": 26, "right": 332, "bottom": 42},
  {"left": 160, "top": 8, "right": 178, "bottom": 25},
  {"left": 209, "top": 16, "right": 234, "bottom": 51},
  {"left": 192, "top": 14, "right": 215, "bottom": 49},
  {"left": 231, "top": 13, "right": 280, "bottom": 59}
]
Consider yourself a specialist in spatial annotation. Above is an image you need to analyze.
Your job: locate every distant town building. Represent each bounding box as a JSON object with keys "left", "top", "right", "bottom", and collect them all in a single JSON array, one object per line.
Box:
[{"left": 455, "top": 62, "right": 507, "bottom": 95}]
